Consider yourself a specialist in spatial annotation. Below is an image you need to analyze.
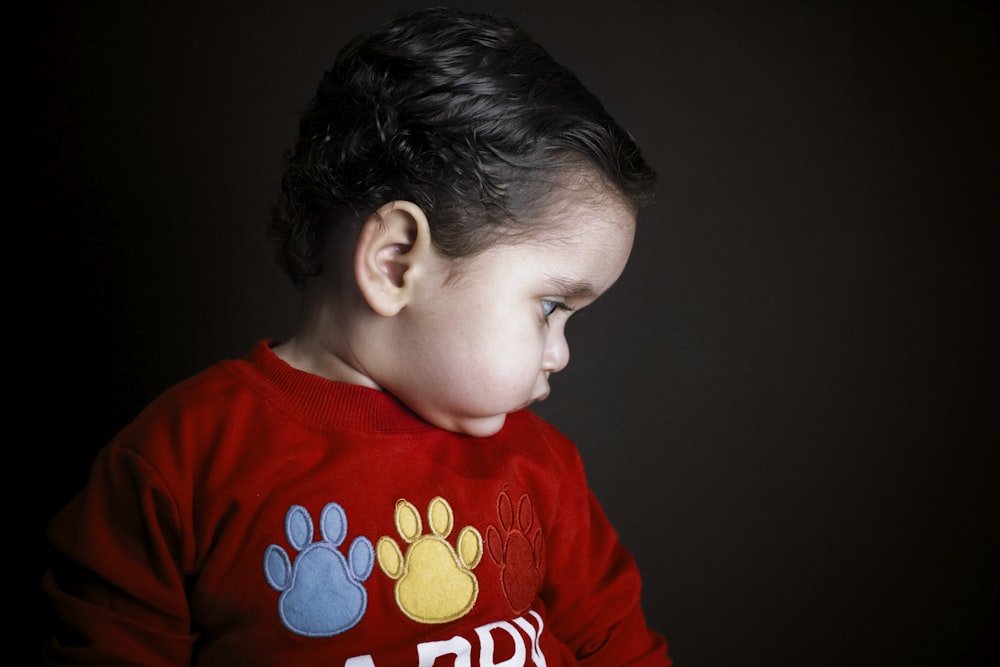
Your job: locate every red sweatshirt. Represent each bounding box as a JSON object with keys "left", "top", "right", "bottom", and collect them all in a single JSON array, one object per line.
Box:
[{"left": 42, "top": 340, "right": 670, "bottom": 666}]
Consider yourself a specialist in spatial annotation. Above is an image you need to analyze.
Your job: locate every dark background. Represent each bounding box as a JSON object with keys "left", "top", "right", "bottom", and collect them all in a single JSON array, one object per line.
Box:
[{"left": 24, "top": 1, "right": 997, "bottom": 665}]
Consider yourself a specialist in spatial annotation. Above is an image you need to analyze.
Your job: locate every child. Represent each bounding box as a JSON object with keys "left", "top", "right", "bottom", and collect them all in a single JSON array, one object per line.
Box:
[{"left": 41, "top": 7, "right": 671, "bottom": 666}]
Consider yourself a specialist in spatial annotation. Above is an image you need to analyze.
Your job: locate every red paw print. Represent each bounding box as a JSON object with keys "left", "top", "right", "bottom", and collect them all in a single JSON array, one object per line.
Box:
[{"left": 486, "top": 491, "right": 543, "bottom": 613}]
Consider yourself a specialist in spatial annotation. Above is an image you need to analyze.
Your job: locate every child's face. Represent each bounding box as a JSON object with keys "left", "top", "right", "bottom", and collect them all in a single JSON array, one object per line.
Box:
[{"left": 381, "top": 190, "right": 636, "bottom": 437}]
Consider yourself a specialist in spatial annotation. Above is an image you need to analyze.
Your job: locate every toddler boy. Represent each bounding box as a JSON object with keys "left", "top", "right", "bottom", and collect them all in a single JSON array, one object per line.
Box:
[{"left": 42, "top": 7, "right": 671, "bottom": 665}]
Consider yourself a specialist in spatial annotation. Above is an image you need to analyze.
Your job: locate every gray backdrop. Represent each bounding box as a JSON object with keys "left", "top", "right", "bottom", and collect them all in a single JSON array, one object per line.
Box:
[{"left": 26, "top": 1, "right": 997, "bottom": 665}]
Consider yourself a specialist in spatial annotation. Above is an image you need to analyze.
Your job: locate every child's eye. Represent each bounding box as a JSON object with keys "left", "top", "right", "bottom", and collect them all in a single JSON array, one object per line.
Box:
[{"left": 542, "top": 299, "right": 574, "bottom": 319}]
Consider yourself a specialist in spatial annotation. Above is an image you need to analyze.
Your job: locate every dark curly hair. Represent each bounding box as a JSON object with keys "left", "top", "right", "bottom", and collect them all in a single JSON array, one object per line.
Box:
[{"left": 270, "top": 7, "right": 656, "bottom": 289}]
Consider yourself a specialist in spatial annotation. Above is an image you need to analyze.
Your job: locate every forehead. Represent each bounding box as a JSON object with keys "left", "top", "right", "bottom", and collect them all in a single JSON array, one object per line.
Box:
[
  {"left": 515, "top": 177, "right": 637, "bottom": 257},
  {"left": 445, "top": 187, "right": 636, "bottom": 291},
  {"left": 532, "top": 184, "right": 636, "bottom": 242}
]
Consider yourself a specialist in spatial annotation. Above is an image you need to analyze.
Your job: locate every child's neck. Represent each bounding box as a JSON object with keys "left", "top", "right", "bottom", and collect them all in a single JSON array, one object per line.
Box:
[{"left": 272, "top": 334, "right": 382, "bottom": 392}]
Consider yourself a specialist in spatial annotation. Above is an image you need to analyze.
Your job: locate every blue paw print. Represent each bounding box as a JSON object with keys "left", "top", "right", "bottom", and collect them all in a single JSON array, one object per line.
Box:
[{"left": 263, "top": 502, "right": 375, "bottom": 637}]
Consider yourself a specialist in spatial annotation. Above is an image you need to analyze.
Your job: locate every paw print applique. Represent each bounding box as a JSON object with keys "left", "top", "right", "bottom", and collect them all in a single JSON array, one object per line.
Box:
[
  {"left": 486, "top": 491, "right": 543, "bottom": 613},
  {"left": 263, "top": 502, "right": 375, "bottom": 637},
  {"left": 376, "top": 496, "right": 483, "bottom": 623}
]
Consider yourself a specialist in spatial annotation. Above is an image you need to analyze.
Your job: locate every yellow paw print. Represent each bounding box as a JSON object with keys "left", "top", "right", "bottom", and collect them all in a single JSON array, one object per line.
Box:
[{"left": 376, "top": 496, "right": 483, "bottom": 623}]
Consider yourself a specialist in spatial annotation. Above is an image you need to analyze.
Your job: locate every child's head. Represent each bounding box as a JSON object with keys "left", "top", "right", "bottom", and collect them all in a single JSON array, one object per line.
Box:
[
  {"left": 270, "top": 6, "right": 655, "bottom": 288},
  {"left": 269, "top": 7, "right": 656, "bottom": 436}
]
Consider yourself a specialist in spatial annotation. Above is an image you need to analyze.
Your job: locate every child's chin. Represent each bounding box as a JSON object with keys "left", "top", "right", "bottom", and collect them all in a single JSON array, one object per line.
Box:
[{"left": 435, "top": 413, "right": 508, "bottom": 438}]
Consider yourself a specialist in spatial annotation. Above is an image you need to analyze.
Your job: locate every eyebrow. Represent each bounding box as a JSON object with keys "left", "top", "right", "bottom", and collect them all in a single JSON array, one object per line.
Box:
[{"left": 545, "top": 275, "right": 598, "bottom": 298}]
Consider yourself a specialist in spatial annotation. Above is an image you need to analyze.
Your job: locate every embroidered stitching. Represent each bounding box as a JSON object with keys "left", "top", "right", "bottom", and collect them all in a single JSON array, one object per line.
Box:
[
  {"left": 263, "top": 501, "right": 375, "bottom": 636},
  {"left": 376, "top": 496, "right": 483, "bottom": 623},
  {"left": 486, "top": 491, "right": 543, "bottom": 613}
]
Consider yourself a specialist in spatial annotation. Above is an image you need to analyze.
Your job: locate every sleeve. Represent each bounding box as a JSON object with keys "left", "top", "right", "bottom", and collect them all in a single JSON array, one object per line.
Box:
[
  {"left": 41, "top": 442, "right": 195, "bottom": 666},
  {"left": 539, "top": 438, "right": 672, "bottom": 666}
]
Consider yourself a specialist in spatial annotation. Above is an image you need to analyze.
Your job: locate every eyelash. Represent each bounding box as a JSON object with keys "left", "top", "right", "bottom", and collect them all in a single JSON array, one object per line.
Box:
[{"left": 542, "top": 299, "right": 575, "bottom": 319}]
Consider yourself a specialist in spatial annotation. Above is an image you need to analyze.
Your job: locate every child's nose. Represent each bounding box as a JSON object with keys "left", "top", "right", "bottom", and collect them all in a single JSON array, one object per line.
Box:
[{"left": 542, "top": 329, "right": 570, "bottom": 373}]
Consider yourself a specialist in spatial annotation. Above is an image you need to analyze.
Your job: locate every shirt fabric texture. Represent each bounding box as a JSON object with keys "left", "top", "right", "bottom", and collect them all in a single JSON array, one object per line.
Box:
[{"left": 42, "top": 340, "right": 670, "bottom": 666}]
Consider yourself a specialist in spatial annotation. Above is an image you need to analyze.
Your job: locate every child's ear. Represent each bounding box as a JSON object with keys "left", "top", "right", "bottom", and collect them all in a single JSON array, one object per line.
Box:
[{"left": 354, "top": 201, "right": 434, "bottom": 316}]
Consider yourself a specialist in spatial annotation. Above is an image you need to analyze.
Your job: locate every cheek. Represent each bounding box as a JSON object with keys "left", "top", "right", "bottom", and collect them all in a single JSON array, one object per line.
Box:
[
  {"left": 449, "top": 322, "right": 543, "bottom": 393},
  {"left": 479, "top": 324, "right": 547, "bottom": 389},
  {"left": 405, "top": 300, "right": 545, "bottom": 398}
]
